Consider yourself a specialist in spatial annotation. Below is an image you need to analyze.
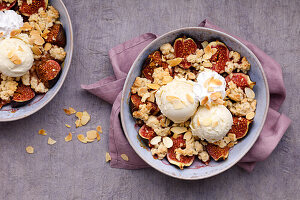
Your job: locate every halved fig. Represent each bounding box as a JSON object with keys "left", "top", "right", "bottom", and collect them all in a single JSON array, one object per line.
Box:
[
  {"left": 36, "top": 60, "right": 61, "bottom": 88},
  {"left": 139, "top": 124, "right": 156, "bottom": 143},
  {"left": 208, "top": 41, "right": 229, "bottom": 73},
  {"left": 0, "top": 99, "right": 10, "bottom": 109},
  {"left": 0, "top": 0, "right": 16, "bottom": 11},
  {"left": 45, "top": 24, "right": 66, "bottom": 47},
  {"left": 174, "top": 37, "right": 197, "bottom": 58},
  {"left": 130, "top": 94, "right": 143, "bottom": 112},
  {"left": 11, "top": 84, "right": 35, "bottom": 108},
  {"left": 206, "top": 143, "right": 230, "bottom": 161},
  {"left": 179, "top": 58, "right": 192, "bottom": 69},
  {"left": 225, "top": 73, "right": 256, "bottom": 89},
  {"left": 167, "top": 135, "right": 195, "bottom": 169},
  {"left": 229, "top": 117, "right": 252, "bottom": 139},
  {"left": 142, "top": 51, "right": 162, "bottom": 81},
  {"left": 18, "top": 0, "right": 48, "bottom": 16}
]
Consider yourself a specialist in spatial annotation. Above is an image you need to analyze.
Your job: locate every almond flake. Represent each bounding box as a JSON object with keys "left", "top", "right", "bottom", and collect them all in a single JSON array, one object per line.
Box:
[
  {"left": 20, "top": 22, "right": 32, "bottom": 31},
  {"left": 228, "top": 133, "right": 237, "bottom": 142},
  {"left": 10, "top": 29, "right": 21, "bottom": 37},
  {"left": 31, "top": 45, "right": 42, "bottom": 55},
  {"left": 163, "top": 137, "right": 173, "bottom": 148},
  {"left": 201, "top": 96, "right": 209, "bottom": 105},
  {"left": 75, "top": 119, "right": 82, "bottom": 128},
  {"left": 212, "top": 121, "right": 218, "bottom": 128},
  {"left": 201, "top": 41, "right": 208, "bottom": 48},
  {"left": 77, "top": 134, "right": 87, "bottom": 143},
  {"left": 96, "top": 125, "right": 103, "bottom": 133},
  {"left": 167, "top": 58, "right": 183, "bottom": 67},
  {"left": 204, "top": 45, "right": 212, "bottom": 54},
  {"left": 245, "top": 87, "right": 255, "bottom": 99},
  {"left": 38, "top": 129, "right": 47, "bottom": 136},
  {"left": 105, "top": 152, "right": 111, "bottom": 162},
  {"left": 171, "top": 127, "right": 187, "bottom": 134},
  {"left": 81, "top": 111, "right": 90, "bottom": 126},
  {"left": 183, "top": 131, "right": 192, "bottom": 141},
  {"left": 172, "top": 101, "right": 184, "bottom": 109},
  {"left": 121, "top": 154, "right": 129, "bottom": 161},
  {"left": 86, "top": 130, "right": 97, "bottom": 140},
  {"left": 147, "top": 83, "right": 160, "bottom": 90},
  {"left": 63, "top": 107, "right": 76, "bottom": 115},
  {"left": 150, "top": 136, "right": 162, "bottom": 145},
  {"left": 202, "top": 118, "right": 212, "bottom": 127},
  {"left": 203, "top": 61, "right": 212, "bottom": 68},
  {"left": 210, "top": 92, "right": 222, "bottom": 101},
  {"left": 210, "top": 78, "right": 223, "bottom": 86},
  {"left": 44, "top": 43, "right": 52, "bottom": 51},
  {"left": 246, "top": 111, "right": 255, "bottom": 120},
  {"left": 207, "top": 87, "right": 214, "bottom": 92},
  {"left": 75, "top": 111, "right": 83, "bottom": 118},
  {"left": 64, "top": 132, "right": 72, "bottom": 142},
  {"left": 48, "top": 137, "right": 57, "bottom": 145},
  {"left": 10, "top": 54, "right": 22, "bottom": 65},
  {"left": 65, "top": 124, "right": 71, "bottom": 128},
  {"left": 186, "top": 93, "right": 194, "bottom": 104},
  {"left": 228, "top": 142, "right": 235, "bottom": 148},
  {"left": 26, "top": 146, "right": 34, "bottom": 154},
  {"left": 166, "top": 95, "right": 180, "bottom": 102}
]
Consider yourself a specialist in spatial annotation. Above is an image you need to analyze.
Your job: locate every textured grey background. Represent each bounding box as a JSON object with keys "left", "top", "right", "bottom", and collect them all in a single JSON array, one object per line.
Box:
[{"left": 0, "top": 0, "right": 299, "bottom": 199}]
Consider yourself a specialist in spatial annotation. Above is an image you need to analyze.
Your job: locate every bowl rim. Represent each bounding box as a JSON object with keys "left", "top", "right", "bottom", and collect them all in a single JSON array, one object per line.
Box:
[
  {"left": 120, "top": 27, "right": 270, "bottom": 180},
  {"left": 0, "top": 0, "right": 74, "bottom": 122}
]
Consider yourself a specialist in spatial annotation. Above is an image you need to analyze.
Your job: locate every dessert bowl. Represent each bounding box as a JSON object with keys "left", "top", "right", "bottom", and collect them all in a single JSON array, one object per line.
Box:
[
  {"left": 0, "top": 0, "right": 73, "bottom": 122},
  {"left": 121, "top": 27, "right": 269, "bottom": 180}
]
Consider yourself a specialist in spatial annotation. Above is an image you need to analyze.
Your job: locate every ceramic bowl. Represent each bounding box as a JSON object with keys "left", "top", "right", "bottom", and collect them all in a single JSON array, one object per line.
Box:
[
  {"left": 121, "top": 27, "right": 269, "bottom": 180},
  {"left": 0, "top": 0, "right": 73, "bottom": 122}
]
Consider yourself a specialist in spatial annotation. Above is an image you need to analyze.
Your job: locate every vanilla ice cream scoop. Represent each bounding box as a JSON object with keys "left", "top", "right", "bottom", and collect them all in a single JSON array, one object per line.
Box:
[
  {"left": 190, "top": 105, "right": 233, "bottom": 143},
  {"left": 0, "top": 38, "right": 34, "bottom": 77},
  {"left": 194, "top": 69, "right": 226, "bottom": 105},
  {"left": 0, "top": 10, "right": 23, "bottom": 38},
  {"left": 155, "top": 78, "right": 199, "bottom": 123}
]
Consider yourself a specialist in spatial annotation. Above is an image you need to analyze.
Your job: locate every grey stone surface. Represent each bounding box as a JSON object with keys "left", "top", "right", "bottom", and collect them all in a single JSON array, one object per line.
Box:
[{"left": 0, "top": 0, "right": 299, "bottom": 199}]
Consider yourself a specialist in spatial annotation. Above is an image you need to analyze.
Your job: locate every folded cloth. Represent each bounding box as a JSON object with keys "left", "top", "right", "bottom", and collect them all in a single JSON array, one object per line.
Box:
[{"left": 81, "top": 20, "right": 291, "bottom": 172}]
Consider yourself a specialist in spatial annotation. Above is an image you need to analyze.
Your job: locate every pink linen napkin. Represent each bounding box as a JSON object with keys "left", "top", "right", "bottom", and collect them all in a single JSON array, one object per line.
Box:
[{"left": 81, "top": 20, "right": 291, "bottom": 172}]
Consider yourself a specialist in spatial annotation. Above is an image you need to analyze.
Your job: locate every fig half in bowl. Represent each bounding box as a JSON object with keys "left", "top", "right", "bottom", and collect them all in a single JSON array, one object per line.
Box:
[{"left": 121, "top": 27, "right": 269, "bottom": 180}]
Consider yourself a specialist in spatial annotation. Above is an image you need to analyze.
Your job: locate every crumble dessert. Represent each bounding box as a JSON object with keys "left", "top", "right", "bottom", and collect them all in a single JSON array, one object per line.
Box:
[
  {"left": 130, "top": 36, "right": 256, "bottom": 169},
  {"left": 0, "top": 0, "right": 67, "bottom": 109}
]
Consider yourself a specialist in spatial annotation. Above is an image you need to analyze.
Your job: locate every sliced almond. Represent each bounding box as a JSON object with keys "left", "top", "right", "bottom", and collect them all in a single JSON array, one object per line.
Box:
[
  {"left": 26, "top": 146, "right": 34, "bottom": 154},
  {"left": 33, "top": 35, "right": 45, "bottom": 46},
  {"left": 96, "top": 125, "right": 103, "bottom": 133},
  {"left": 204, "top": 45, "right": 212, "bottom": 54},
  {"left": 121, "top": 154, "right": 129, "bottom": 161},
  {"left": 212, "top": 121, "right": 219, "bottom": 128},
  {"left": 202, "top": 61, "right": 212, "bottom": 68},
  {"left": 77, "top": 134, "right": 87, "bottom": 143},
  {"left": 167, "top": 58, "right": 183, "bottom": 67},
  {"left": 210, "top": 92, "right": 222, "bottom": 101},
  {"left": 163, "top": 137, "right": 173, "bottom": 148},
  {"left": 48, "top": 137, "right": 57, "bottom": 145},
  {"left": 20, "top": 22, "right": 32, "bottom": 31},
  {"left": 44, "top": 43, "right": 52, "bottom": 51},
  {"left": 81, "top": 111, "right": 91, "bottom": 126},
  {"left": 10, "top": 29, "right": 21, "bottom": 37},
  {"left": 64, "top": 107, "right": 76, "bottom": 115},
  {"left": 65, "top": 124, "right": 71, "bottom": 128},
  {"left": 186, "top": 93, "right": 194, "bottom": 104},
  {"left": 210, "top": 78, "right": 223, "bottom": 86},
  {"left": 200, "top": 96, "right": 209, "bottom": 105},
  {"left": 64, "top": 132, "right": 72, "bottom": 142},
  {"left": 86, "top": 130, "right": 97, "bottom": 140},
  {"left": 172, "top": 101, "right": 184, "bottom": 109},
  {"left": 171, "top": 127, "right": 187, "bottom": 134},
  {"left": 75, "top": 119, "right": 82, "bottom": 128},
  {"left": 96, "top": 132, "right": 101, "bottom": 141},
  {"left": 245, "top": 87, "right": 255, "bottom": 99},
  {"left": 150, "top": 136, "right": 162, "bottom": 146},
  {"left": 162, "top": 76, "right": 173, "bottom": 84},
  {"left": 10, "top": 54, "right": 22, "bottom": 65},
  {"left": 38, "top": 129, "right": 47, "bottom": 136},
  {"left": 183, "top": 131, "right": 192, "bottom": 141},
  {"left": 228, "top": 133, "right": 237, "bottom": 142},
  {"left": 147, "top": 83, "right": 160, "bottom": 90},
  {"left": 166, "top": 96, "right": 180, "bottom": 102},
  {"left": 246, "top": 111, "right": 255, "bottom": 120},
  {"left": 105, "top": 152, "right": 111, "bottom": 162},
  {"left": 202, "top": 118, "right": 212, "bottom": 127},
  {"left": 201, "top": 41, "right": 208, "bottom": 48},
  {"left": 228, "top": 142, "right": 235, "bottom": 148},
  {"left": 31, "top": 45, "right": 42, "bottom": 55},
  {"left": 207, "top": 87, "right": 214, "bottom": 92},
  {"left": 75, "top": 111, "right": 83, "bottom": 118}
]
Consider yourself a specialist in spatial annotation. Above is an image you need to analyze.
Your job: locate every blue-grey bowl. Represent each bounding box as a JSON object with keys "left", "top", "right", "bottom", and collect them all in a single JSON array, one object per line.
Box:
[
  {"left": 121, "top": 27, "right": 269, "bottom": 180},
  {"left": 0, "top": 0, "right": 73, "bottom": 122}
]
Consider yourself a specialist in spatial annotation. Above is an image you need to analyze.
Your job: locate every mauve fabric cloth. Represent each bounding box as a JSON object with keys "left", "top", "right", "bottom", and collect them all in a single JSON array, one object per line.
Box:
[{"left": 81, "top": 20, "right": 291, "bottom": 172}]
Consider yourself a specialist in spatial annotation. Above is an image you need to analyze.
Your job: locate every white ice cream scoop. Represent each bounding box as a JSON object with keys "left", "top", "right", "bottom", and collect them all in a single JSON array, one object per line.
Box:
[
  {"left": 0, "top": 38, "right": 34, "bottom": 77},
  {"left": 190, "top": 105, "right": 233, "bottom": 143},
  {"left": 155, "top": 77, "right": 199, "bottom": 123}
]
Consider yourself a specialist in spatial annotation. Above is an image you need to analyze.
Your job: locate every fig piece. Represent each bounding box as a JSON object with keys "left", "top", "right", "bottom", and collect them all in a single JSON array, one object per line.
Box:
[
  {"left": 130, "top": 94, "right": 143, "bottom": 112},
  {"left": 11, "top": 84, "right": 35, "bottom": 108},
  {"left": 225, "top": 73, "right": 256, "bottom": 89},
  {"left": 147, "top": 102, "right": 159, "bottom": 115},
  {"left": 167, "top": 135, "right": 195, "bottom": 169},
  {"left": 36, "top": 60, "right": 61, "bottom": 88},
  {"left": 174, "top": 37, "right": 197, "bottom": 58},
  {"left": 179, "top": 58, "right": 192, "bottom": 69},
  {"left": 18, "top": 0, "right": 48, "bottom": 16},
  {"left": 229, "top": 117, "right": 252, "bottom": 139},
  {"left": 206, "top": 143, "right": 230, "bottom": 161},
  {"left": 139, "top": 124, "right": 156, "bottom": 146},
  {"left": 45, "top": 24, "right": 66, "bottom": 47},
  {"left": 0, "top": 0, "right": 16, "bottom": 11},
  {"left": 208, "top": 41, "right": 229, "bottom": 73},
  {"left": 142, "top": 51, "right": 162, "bottom": 81}
]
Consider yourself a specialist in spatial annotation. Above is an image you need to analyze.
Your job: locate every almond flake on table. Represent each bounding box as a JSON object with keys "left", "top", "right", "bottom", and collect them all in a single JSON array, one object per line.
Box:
[
  {"left": 48, "top": 137, "right": 57, "bottom": 145},
  {"left": 77, "top": 134, "right": 87, "bottom": 144},
  {"left": 64, "top": 132, "right": 72, "bottom": 142},
  {"left": 96, "top": 132, "right": 101, "bottom": 141},
  {"left": 121, "top": 154, "right": 129, "bottom": 161},
  {"left": 96, "top": 125, "right": 103, "bottom": 133},
  {"left": 63, "top": 107, "right": 76, "bottom": 115},
  {"left": 106, "top": 152, "right": 111, "bottom": 162},
  {"left": 38, "top": 129, "right": 47, "bottom": 136},
  {"left": 65, "top": 124, "right": 71, "bottom": 128},
  {"left": 26, "top": 146, "right": 34, "bottom": 154}
]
